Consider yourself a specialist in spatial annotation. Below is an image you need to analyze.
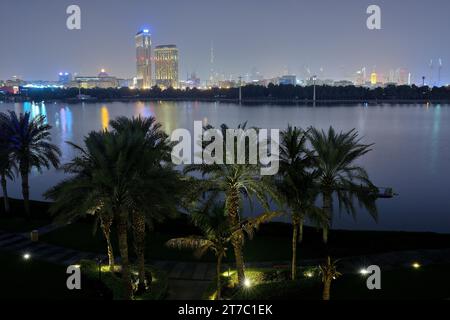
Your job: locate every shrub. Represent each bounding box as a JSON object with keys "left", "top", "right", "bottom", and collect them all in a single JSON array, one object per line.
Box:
[{"left": 80, "top": 260, "right": 168, "bottom": 300}]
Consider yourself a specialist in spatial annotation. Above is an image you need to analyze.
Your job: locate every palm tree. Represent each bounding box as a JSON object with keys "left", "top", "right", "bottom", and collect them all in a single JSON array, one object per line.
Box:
[
  {"left": 109, "top": 116, "right": 182, "bottom": 292},
  {"left": 47, "top": 130, "right": 151, "bottom": 299},
  {"left": 319, "top": 256, "right": 341, "bottom": 300},
  {"left": 45, "top": 132, "right": 119, "bottom": 270},
  {"left": 0, "top": 111, "right": 60, "bottom": 217},
  {"left": 277, "top": 126, "right": 327, "bottom": 280},
  {"left": 185, "top": 123, "right": 279, "bottom": 284},
  {"left": 167, "top": 205, "right": 280, "bottom": 300},
  {"left": 308, "top": 127, "right": 378, "bottom": 243},
  {"left": 0, "top": 127, "right": 16, "bottom": 214},
  {"left": 45, "top": 172, "right": 116, "bottom": 271}
]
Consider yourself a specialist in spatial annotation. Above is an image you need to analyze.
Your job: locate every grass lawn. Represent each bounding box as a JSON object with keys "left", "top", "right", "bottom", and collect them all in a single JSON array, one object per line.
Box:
[
  {"left": 0, "top": 198, "right": 52, "bottom": 233},
  {"left": 0, "top": 251, "right": 107, "bottom": 299},
  {"left": 0, "top": 217, "right": 51, "bottom": 233},
  {"left": 333, "top": 264, "right": 450, "bottom": 299},
  {"left": 40, "top": 215, "right": 450, "bottom": 263},
  {"left": 41, "top": 221, "right": 218, "bottom": 262},
  {"left": 224, "top": 265, "right": 450, "bottom": 300}
]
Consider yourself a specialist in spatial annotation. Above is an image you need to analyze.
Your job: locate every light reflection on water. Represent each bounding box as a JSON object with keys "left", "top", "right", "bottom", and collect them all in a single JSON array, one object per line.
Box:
[{"left": 0, "top": 101, "right": 449, "bottom": 233}]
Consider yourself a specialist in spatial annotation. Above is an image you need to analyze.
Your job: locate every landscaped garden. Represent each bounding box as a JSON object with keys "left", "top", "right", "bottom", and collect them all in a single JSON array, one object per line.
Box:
[
  {"left": 203, "top": 264, "right": 450, "bottom": 300},
  {"left": 1, "top": 110, "right": 450, "bottom": 300},
  {"left": 0, "top": 251, "right": 107, "bottom": 300}
]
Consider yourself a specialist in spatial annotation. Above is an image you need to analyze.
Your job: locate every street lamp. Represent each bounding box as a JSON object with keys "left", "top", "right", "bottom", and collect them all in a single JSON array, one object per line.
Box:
[
  {"left": 238, "top": 76, "right": 242, "bottom": 103},
  {"left": 312, "top": 75, "right": 317, "bottom": 104}
]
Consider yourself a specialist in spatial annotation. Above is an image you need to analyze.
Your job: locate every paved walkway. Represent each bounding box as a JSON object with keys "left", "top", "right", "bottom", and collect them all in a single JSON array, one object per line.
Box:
[
  {"left": 0, "top": 230, "right": 107, "bottom": 266},
  {"left": 2, "top": 229, "right": 450, "bottom": 282}
]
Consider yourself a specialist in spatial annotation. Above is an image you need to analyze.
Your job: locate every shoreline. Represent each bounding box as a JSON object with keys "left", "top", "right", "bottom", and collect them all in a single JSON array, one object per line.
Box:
[
  {"left": 1, "top": 197, "right": 449, "bottom": 236},
  {"left": 3, "top": 97, "right": 450, "bottom": 105}
]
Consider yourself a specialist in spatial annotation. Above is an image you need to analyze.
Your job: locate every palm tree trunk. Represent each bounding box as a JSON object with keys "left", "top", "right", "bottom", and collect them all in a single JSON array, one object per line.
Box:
[
  {"left": 231, "top": 234, "right": 245, "bottom": 284},
  {"left": 1, "top": 174, "right": 10, "bottom": 214},
  {"left": 216, "top": 252, "right": 224, "bottom": 300},
  {"left": 132, "top": 211, "right": 147, "bottom": 292},
  {"left": 322, "top": 192, "right": 332, "bottom": 243},
  {"left": 20, "top": 168, "right": 30, "bottom": 218},
  {"left": 291, "top": 216, "right": 299, "bottom": 280},
  {"left": 298, "top": 217, "right": 304, "bottom": 243},
  {"left": 117, "top": 212, "right": 132, "bottom": 299},
  {"left": 323, "top": 279, "right": 331, "bottom": 300},
  {"left": 228, "top": 188, "right": 245, "bottom": 284},
  {"left": 100, "top": 213, "right": 115, "bottom": 270}
]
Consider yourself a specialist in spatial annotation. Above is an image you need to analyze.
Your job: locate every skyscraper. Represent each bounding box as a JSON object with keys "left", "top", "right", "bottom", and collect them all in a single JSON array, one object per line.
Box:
[
  {"left": 370, "top": 72, "right": 377, "bottom": 85},
  {"left": 154, "top": 45, "right": 179, "bottom": 89},
  {"left": 135, "top": 29, "right": 152, "bottom": 89}
]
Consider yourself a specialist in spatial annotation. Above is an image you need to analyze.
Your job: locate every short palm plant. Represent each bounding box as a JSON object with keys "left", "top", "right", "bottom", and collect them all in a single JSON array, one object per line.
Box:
[
  {"left": 0, "top": 111, "right": 60, "bottom": 217},
  {"left": 166, "top": 206, "right": 230, "bottom": 300},
  {"left": 167, "top": 205, "right": 280, "bottom": 300},
  {"left": 319, "top": 256, "right": 342, "bottom": 300}
]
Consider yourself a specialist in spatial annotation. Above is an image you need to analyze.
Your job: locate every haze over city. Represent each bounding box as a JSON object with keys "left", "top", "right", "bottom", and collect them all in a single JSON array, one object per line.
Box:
[{"left": 1, "top": 0, "right": 450, "bottom": 85}]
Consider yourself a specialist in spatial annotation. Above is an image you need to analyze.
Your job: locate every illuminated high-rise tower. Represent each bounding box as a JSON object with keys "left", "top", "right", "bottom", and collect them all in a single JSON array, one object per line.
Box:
[
  {"left": 135, "top": 28, "right": 152, "bottom": 89},
  {"left": 370, "top": 72, "right": 377, "bottom": 85},
  {"left": 154, "top": 45, "right": 179, "bottom": 88}
]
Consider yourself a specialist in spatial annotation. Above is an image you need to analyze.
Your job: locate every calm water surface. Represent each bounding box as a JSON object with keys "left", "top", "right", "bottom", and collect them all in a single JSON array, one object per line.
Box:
[{"left": 1, "top": 101, "right": 449, "bottom": 233}]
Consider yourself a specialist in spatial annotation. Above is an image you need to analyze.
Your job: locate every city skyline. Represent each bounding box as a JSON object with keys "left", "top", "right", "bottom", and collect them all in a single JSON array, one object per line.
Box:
[{"left": 1, "top": 0, "right": 450, "bottom": 85}]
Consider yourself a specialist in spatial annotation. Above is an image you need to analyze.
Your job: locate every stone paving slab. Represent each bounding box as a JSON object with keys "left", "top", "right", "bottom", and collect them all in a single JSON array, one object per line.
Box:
[
  {"left": 0, "top": 236, "right": 25, "bottom": 247},
  {"left": 192, "top": 263, "right": 208, "bottom": 280},
  {"left": 169, "top": 262, "right": 187, "bottom": 279}
]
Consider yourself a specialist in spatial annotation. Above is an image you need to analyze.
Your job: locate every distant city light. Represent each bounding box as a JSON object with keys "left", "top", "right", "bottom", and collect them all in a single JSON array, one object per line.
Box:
[
  {"left": 412, "top": 262, "right": 421, "bottom": 269},
  {"left": 23, "top": 84, "right": 63, "bottom": 89},
  {"left": 23, "top": 253, "right": 31, "bottom": 260}
]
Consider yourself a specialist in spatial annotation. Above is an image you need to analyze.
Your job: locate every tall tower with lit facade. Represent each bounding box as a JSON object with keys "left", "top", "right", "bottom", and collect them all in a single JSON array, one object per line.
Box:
[
  {"left": 154, "top": 45, "right": 179, "bottom": 88},
  {"left": 135, "top": 28, "right": 152, "bottom": 89},
  {"left": 370, "top": 72, "right": 378, "bottom": 85}
]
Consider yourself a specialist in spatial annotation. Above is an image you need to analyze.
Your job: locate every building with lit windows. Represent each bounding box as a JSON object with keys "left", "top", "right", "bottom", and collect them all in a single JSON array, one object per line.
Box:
[
  {"left": 135, "top": 29, "right": 152, "bottom": 89},
  {"left": 58, "top": 72, "right": 72, "bottom": 85},
  {"left": 154, "top": 45, "right": 179, "bottom": 88},
  {"left": 70, "top": 69, "right": 119, "bottom": 89},
  {"left": 279, "top": 75, "right": 297, "bottom": 86}
]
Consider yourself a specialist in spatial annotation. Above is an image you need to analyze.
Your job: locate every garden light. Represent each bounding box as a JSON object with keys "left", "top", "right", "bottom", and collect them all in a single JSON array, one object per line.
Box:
[{"left": 360, "top": 268, "right": 369, "bottom": 275}]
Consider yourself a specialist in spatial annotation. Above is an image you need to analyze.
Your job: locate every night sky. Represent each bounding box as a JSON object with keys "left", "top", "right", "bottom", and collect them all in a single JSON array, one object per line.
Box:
[{"left": 1, "top": 0, "right": 450, "bottom": 84}]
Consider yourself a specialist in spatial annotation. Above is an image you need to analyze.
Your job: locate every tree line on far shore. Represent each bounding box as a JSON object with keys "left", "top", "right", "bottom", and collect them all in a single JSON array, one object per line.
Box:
[{"left": 3, "top": 84, "right": 450, "bottom": 102}]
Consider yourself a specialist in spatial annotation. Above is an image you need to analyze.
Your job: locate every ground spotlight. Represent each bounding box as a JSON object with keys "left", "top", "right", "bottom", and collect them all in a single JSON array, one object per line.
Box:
[{"left": 359, "top": 268, "right": 369, "bottom": 275}]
